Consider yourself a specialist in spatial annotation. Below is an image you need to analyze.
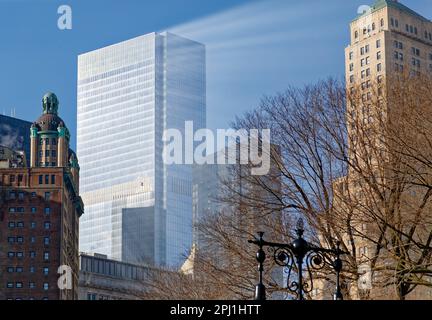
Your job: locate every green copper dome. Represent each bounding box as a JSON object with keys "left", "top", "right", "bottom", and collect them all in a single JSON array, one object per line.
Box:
[{"left": 42, "top": 92, "right": 59, "bottom": 115}]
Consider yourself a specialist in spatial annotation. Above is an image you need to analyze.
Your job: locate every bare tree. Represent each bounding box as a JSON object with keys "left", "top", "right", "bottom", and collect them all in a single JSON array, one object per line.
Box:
[{"left": 144, "top": 75, "right": 432, "bottom": 300}]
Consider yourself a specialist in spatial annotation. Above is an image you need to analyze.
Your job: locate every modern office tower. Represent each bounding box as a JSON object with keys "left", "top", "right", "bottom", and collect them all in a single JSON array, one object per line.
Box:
[
  {"left": 0, "top": 115, "right": 32, "bottom": 166},
  {"left": 77, "top": 32, "right": 206, "bottom": 267},
  {"left": 0, "top": 93, "right": 83, "bottom": 300}
]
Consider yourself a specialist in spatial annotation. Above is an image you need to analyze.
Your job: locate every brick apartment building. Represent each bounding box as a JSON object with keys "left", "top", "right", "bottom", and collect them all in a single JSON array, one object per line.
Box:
[{"left": 0, "top": 93, "right": 83, "bottom": 300}]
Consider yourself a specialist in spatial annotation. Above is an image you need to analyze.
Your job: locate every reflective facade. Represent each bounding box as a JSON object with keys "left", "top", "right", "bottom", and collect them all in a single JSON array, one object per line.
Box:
[
  {"left": 0, "top": 115, "right": 32, "bottom": 166},
  {"left": 77, "top": 32, "right": 205, "bottom": 267}
]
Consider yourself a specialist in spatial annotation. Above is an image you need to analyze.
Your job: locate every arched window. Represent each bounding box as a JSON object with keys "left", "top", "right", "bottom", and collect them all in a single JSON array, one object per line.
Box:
[{"left": 380, "top": 18, "right": 384, "bottom": 27}]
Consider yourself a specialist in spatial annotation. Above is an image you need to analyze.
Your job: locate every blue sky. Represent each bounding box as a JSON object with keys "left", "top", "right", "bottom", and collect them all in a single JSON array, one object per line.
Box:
[{"left": 0, "top": 0, "right": 431, "bottom": 149}]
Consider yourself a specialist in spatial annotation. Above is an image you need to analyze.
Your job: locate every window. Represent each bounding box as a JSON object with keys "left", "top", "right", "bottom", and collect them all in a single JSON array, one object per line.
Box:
[
  {"left": 365, "top": 45, "right": 370, "bottom": 53},
  {"left": 361, "top": 58, "right": 365, "bottom": 67},
  {"left": 7, "top": 283, "right": 13, "bottom": 289},
  {"left": 395, "top": 19, "right": 399, "bottom": 28},
  {"left": 30, "top": 266, "right": 35, "bottom": 273},
  {"left": 9, "top": 191, "right": 16, "bottom": 199},
  {"left": 51, "top": 175, "right": 55, "bottom": 184},
  {"left": 410, "top": 25, "right": 414, "bottom": 33},
  {"left": 355, "top": 31, "right": 358, "bottom": 39},
  {"left": 377, "top": 63, "right": 382, "bottom": 72},
  {"left": 17, "top": 207, "right": 24, "bottom": 213},
  {"left": 44, "top": 222, "right": 51, "bottom": 230},
  {"left": 39, "top": 151, "right": 43, "bottom": 158},
  {"left": 43, "top": 267, "right": 49, "bottom": 276},
  {"left": 30, "top": 236, "right": 35, "bottom": 244},
  {"left": 18, "top": 192, "right": 24, "bottom": 200},
  {"left": 8, "top": 237, "right": 15, "bottom": 244},
  {"left": 414, "top": 27, "right": 418, "bottom": 35},
  {"left": 17, "top": 252, "right": 23, "bottom": 259},
  {"left": 380, "top": 18, "right": 384, "bottom": 27},
  {"left": 8, "top": 252, "right": 15, "bottom": 258},
  {"left": 377, "top": 51, "right": 381, "bottom": 60},
  {"left": 45, "top": 150, "right": 49, "bottom": 157},
  {"left": 30, "top": 251, "right": 36, "bottom": 258},
  {"left": 376, "top": 39, "right": 381, "bottom": 48},
  {"left": 17, "top": 221, "right": 24, "bottom": 228},
  {"left": 44, "top": 252, "right": 49, "bottom": 261},
  {"left": 9, "top": 207, "right": 16, "bottom": 213},
  {"left": 406, "top": 24, "right": 409, "bottom": 32},
  {"left": 31, "top": 207, "right": 36, "bottom": 213},
  {"left": 87, "top": 293, "right": 97, "bottom": 300},
  {"left": 372, "top": 23, "right": 375, "bottom": 31},
  {"left": 361, "top": 70, "right": 365, "bottom": 78},
  {"left": 16, "top": 267, "right": 23, "bottom": 273},
  {"left": 52, "top": 138, "right": 56, "bottom": 145},
  {"left": 412, "top": 47, "right": 420, "bottom": 56},
  {"left": 7, "top": 267, "right": 14, "bottom": 273},
  {"left": 349, "top": 51, "right": 354, "bottom": 60},
  {"left": 51, "top": 150, "right": 56, "bottom": 157},
  {"left": 16, "top": 282, "right": 23, "bottom": 289},
  {"left": 45, "top": 175, "right": 49, "bottom": 184},
  {"left": 51, "top": 162, "right": 56, "bottom": 167},
  {"left": 17, "top": 236, "right": 24, "bottom": 244},
  {"left": 366, "top": 68, "right": 370, "bottom": 77},
  {"left": 39, "top": 175, "right": 43, "bottom": 184},
  {"left": 390, "top": 18, "right": 394, "bottom": 26},
  {"left": 10, "top": 175, "right": 15, "bottom": 183},
  {"left": 366, "top": 56, "right": 370, "bottom": 65},
  {"left": 43, "top": 283, "right": 49, "bottom": 291},
  {"left": 8, "top": 222, "right": 15, "bottom": 228},
  {"left": 45, "top": 192, "right": 51, "bottom": 200},
  {"left": 44, "top": 138, "right": 49, "bottom": 145},
  {"left": 360, "top": 47, "right": 365, "bottom": 55},
  {"left": 350, "top": 75, "right": 354, "bottom": 83},
  {"left": 29, "top": 282, "right": 36, "bottom": 289},
  {"left": 44, "top": 237, "right": 50, "bottom": 245},
  {"left": 31, "top": 192, "right": 36, "bottom": 198},
  {"left": 31, "top": 222, "right": 36, "bottom": 229},
  {"left": 349, "top": 63, "right": 354, "bottom": 71},
  {"left": 429, "top": 53, "right": 432, "bottom": 60},
  {"left": 44, "top": 207, "right": 51, "bottom": 215}
]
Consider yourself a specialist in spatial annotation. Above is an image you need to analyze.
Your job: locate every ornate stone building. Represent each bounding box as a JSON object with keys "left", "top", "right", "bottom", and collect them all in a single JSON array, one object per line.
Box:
[{"left": 0, "top": 93, "right": 83, "bottom": 300}]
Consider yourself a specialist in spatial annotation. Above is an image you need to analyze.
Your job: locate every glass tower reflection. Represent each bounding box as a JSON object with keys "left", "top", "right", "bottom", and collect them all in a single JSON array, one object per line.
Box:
[{"left": 77, "top": 32, "right": 205, "bottom": 267}]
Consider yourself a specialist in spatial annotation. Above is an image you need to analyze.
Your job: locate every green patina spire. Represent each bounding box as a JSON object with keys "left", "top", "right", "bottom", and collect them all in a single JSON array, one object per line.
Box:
[{"left": 42, "top": 92, "right": 59, "bottom": 115}]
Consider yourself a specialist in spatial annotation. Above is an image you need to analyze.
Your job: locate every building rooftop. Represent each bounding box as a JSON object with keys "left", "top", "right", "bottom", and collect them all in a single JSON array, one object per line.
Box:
[{"left": 353, "top": 0, "right": 430, "bottom": 23}]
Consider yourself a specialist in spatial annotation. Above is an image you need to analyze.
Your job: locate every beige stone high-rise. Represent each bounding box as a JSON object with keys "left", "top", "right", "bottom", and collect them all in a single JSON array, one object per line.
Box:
[
  {"left": 312, "top": 0, "right": 432, "bottom": 301},
  {"left": 346, "top": 0, "right": 432, "bottom": 91}
]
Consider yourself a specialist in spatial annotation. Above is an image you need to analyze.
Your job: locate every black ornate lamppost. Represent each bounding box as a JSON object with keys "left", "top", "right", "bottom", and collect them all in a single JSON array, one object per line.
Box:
[{"left": 249, "top": 218, "right": 347, "bottom": 301}]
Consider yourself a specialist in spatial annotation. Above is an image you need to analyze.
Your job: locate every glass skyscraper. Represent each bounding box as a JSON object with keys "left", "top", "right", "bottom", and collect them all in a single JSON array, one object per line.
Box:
[{"left": 77, "top": 32, "right": 205, "bottom": 267}]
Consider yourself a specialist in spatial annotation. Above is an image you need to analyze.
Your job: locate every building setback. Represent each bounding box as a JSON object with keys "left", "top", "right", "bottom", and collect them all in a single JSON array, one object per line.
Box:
[
  {"left": 77, "top": 32, "right": 206, "bottom": 267},
  {"left": 0, "top": 93, "right": 83, "bottom": 300}
]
